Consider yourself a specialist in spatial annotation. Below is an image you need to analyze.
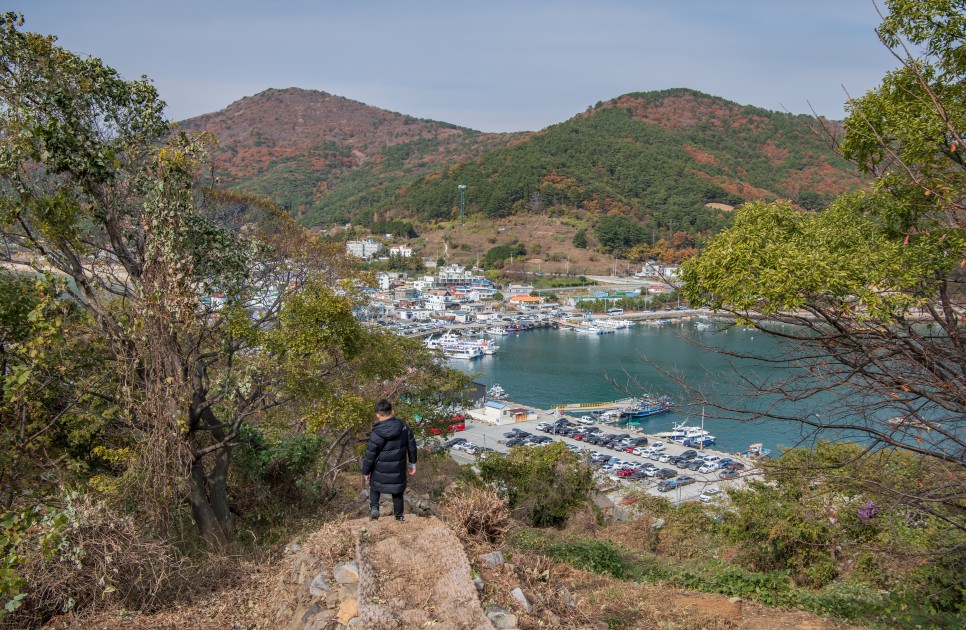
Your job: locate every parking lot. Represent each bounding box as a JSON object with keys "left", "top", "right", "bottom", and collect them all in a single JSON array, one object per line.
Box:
[{"left": 443, "top": 414, "right": 754, "bottom": 504}]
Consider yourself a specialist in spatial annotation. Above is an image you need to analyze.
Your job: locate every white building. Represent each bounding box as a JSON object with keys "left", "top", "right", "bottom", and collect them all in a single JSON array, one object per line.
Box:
[
  {"left": 436, "top": 264, "right": 485, "bottom": 286},
  {"left": 389, "top": 245, "right": 413, "bottom": 258},
  {"left": 346, "top": 239, "right": 383, "bottom": 259},
  {"left": 635, "top": 261, "right": 680, "bottom": 281}
]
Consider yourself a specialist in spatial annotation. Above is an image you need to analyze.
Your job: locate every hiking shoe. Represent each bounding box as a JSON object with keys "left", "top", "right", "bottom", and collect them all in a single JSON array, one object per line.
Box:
[
  {"left": 370, "top": 509, "right": 380, "bottom": 520},
  {"left": 395, "top": 515, "right": 404, "bottom": 522}
]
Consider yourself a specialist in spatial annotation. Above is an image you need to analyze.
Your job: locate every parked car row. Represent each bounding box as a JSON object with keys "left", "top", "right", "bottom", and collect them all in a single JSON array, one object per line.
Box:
[{"left": 446, "top": 416, "right": 745, "bottom": 500}]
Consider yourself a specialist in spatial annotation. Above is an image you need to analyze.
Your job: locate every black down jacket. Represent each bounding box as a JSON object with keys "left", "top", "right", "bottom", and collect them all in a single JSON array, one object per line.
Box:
[{"left": 361, "top": 417, "right": 417, "bottom": 494}]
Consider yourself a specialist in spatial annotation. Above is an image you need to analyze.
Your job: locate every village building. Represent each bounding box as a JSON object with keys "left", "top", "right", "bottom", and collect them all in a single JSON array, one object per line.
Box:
[{"left": 346, "top": 239, "right": 383, "bottom": 260}]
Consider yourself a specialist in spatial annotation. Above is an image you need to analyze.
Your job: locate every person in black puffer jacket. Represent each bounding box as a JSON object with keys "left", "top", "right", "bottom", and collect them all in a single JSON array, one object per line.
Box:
[{"left": 361, "top": 399, "right": 417, "bottom": 521}]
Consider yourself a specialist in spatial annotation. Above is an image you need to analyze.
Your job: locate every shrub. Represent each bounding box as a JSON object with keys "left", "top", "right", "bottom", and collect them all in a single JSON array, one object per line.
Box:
[
  {"left": 439, "top": 487, "right": 511, "bottom": 544},
  {"left": 477, "top": 442, "right": 593, "bottom": 527},
  {"left": 3, "top": 493, "right": 184, "bottom": 628}
]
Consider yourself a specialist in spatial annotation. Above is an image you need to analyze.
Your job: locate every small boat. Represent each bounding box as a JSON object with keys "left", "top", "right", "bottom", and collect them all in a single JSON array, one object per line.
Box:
[
  {"left": 742, "top": 443, "right": 771, "bottom": 459},
  {"left": 487, "top": 326, "right": 508, "bottom": 336},
  {"left": 487, "top": 384, "right": 508, "bottom": 400},
  {"left": 480, "top": 339, "right": 500, "bottom": 355}
]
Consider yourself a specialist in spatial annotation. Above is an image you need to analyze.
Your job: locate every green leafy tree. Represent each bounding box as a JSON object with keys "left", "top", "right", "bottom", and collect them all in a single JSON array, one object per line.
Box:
[
  {"left": 594, "top": 214, "right": 647, "bottom": 254},
  {"left": 477, "top": 442, "right": 593, "bottom": 527},
  {"left": 482, "top": 242, "right": 527, "bottom": 269},
  {"left": 572, "top": 228, "right": 588, "bottom": 248},
  {"left": 0, "top": 14, "right": 456, "bottom": 553},
  {"left": 681, "top": 0, "right": 966, "bottom": 605}
]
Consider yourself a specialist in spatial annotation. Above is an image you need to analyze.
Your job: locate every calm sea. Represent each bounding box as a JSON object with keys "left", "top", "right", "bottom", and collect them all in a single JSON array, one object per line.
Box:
[{"left": 450, "top": 320, "right": 846, "bottom": 456}]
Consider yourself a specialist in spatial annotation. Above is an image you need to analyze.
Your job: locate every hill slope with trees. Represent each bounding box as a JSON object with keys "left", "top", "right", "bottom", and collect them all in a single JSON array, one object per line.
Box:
[
  {"left": 181, "top": 88, "right": 861, "bottom": 265},
  {"left": 178, "top": 87, "right": 527, "bottom": 225},
  {"left": 387, "top": 90, "right": 859, "bottom": 249}
]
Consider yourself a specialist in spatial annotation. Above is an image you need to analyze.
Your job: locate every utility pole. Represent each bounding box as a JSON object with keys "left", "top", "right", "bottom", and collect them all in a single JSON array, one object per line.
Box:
[{"left": 458, "top": 184, "right": 466, "bottom": 226}]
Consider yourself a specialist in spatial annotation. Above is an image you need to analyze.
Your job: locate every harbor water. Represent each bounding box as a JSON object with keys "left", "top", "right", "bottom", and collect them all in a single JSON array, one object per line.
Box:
[{"left": 452, "top": 320, "right": 838, "bottom": 456}]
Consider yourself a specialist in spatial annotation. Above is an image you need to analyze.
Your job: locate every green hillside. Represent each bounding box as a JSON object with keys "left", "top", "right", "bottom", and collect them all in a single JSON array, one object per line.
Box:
[{"left": 383, "top": 89, "right": 859, "bottom": 236}]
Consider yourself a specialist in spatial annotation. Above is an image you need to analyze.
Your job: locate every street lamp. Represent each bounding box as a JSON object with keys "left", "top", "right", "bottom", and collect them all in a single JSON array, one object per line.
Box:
[{"left": 458, "top": 184, "right": 467, "bottom": 226}]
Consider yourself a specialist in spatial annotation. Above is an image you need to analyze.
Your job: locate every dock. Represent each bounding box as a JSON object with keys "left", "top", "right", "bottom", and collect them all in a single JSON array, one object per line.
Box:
[{"left": 551, "top": 398, "right": 638, "bottom": 412}]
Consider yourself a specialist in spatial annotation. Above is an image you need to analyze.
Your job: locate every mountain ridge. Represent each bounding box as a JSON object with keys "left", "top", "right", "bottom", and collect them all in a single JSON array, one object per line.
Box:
[{"left": 178, "top": 87, "right": 860, "bottom": 271}]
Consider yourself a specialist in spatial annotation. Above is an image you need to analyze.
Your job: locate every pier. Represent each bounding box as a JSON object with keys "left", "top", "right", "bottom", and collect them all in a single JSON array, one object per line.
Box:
[{"left": 551, "top": 398, "right": 638, "bottom": 412}]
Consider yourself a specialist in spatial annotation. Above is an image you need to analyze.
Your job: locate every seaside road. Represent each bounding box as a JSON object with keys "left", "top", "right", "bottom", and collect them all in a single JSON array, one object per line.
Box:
[{"left": 447, "top": 414, "right": 755, "bottom": 505}]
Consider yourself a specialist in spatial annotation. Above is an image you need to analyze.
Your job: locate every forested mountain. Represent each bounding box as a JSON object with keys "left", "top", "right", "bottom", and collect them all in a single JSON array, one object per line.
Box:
[
  {"left": 388, "top": 89, "right": 859, "bottom": 234},
  {"left": 178, "top": 88, "right": 527, "bottom": 224},
  {"left": 181, "top": 88, "right": 859, "bottom": 240}
]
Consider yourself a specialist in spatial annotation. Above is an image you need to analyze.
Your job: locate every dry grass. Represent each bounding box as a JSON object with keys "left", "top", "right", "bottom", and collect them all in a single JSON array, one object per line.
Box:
[
  {"left": 4, "top": 496, "right": 189, "bottom": 629},
  {"left": 438, "top": 486, "right": 511, "bottom": 545}
]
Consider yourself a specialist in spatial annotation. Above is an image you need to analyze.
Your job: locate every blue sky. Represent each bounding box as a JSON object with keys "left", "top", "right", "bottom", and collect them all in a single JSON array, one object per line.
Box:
[{"left": 17, "top": 1, "right": 899, "bottom": 132}]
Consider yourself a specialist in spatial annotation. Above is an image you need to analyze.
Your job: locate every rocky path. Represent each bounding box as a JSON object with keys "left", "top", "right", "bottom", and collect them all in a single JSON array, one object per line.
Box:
[
  {"left": 355, "top": 517, "right": 493, "bottom": 629},
  {"left": 274, "top": 516, "right": 497, "bottom": 629}
]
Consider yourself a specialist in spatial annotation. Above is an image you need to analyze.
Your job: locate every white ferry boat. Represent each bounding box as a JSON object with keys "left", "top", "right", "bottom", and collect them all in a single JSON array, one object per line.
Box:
[
  {"left": 425, "top": 332, "right": 499, "bottom": 359},
  {"left": 655, "top": 422, "right": 716, "bottom": 444}
]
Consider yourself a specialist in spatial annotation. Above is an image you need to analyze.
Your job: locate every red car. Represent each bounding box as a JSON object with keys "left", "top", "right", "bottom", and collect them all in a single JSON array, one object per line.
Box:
[
  {"left": 615, "top": 468, "right": 638, "bottom": 478},
  {"left": 426, "top": 415, "right": 466, "bottom": 436}
]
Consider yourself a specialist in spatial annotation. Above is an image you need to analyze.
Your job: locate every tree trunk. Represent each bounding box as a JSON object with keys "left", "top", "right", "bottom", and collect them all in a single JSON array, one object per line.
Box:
[
  {"left": 188, "top": 458, "right": 230, "bottom": 549},
  {"left": 207, "top": 444, "right": 233, "bottom": 538}
]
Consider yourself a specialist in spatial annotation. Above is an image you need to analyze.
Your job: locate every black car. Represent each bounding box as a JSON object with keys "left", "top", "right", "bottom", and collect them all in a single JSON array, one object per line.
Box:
[
  {"left": 505, "top": 438, "right": 525, "bottom": 447},
  {"left": 676, "top": 475, "right": 697, "bottom": 486},
  {"left": 655, "top": 468, "right": 677, "bottom": 479},
  {"left": 628, "top": 470, "right": 651, "bottom": 480},
  {"left": 686, "top": 460, "right": 705, "bottom": 471},
  {"left": 445, "top": 437, "right": 468, "bottom": 448},
  {"left": 680, "top": 449, "right": 698, "bottom": 460}
]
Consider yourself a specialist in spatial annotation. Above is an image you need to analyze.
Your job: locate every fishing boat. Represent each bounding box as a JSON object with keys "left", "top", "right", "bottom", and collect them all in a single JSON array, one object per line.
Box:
[
  {"left": 486, "top": 326, "right": 508, "bottom": 336},
  {"left": 480, "top": 339, "right": 500, "bottom": 355},
  {"left": 620, "top": 396, "right": 674, "bottom": 419},
  {"left": 742, "top": 443, "right": 771, "bottom": 459},
  {"left": 487, "top": 384, "right": 509, "bottom": 400}
]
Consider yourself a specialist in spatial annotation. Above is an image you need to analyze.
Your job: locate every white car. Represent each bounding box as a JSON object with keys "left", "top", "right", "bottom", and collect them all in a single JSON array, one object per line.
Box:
[
  {"left": 698, "top": 463, "right": 717, "bottom": 474},
  {"left": 658, "top": 454, "right": 671, "bottom": 463},
  {"left": 633, "top": 447, "right": 653, "bottom": 457},
  {"left": 699, "top": 488, "right": 722, "bottom": 502},
  {"left": 650, "top": 441, "right": 666, "bottom": 450}
]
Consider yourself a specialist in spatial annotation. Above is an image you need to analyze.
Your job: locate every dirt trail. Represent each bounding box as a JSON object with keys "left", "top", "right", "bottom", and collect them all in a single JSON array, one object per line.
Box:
[{"left": 356, "top": 516, "right": 492, "bottom": 629}]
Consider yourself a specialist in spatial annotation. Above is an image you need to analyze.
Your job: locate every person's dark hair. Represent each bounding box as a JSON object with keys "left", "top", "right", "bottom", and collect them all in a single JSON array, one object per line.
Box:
[{"left": 374, "top": 399, "right": 393, "bottom": 416}]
